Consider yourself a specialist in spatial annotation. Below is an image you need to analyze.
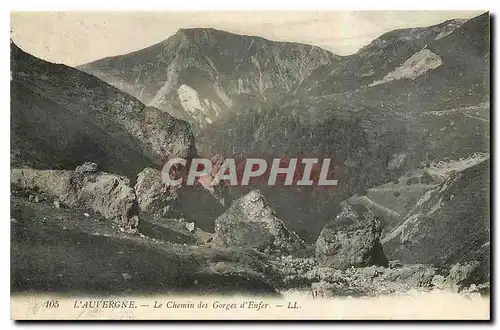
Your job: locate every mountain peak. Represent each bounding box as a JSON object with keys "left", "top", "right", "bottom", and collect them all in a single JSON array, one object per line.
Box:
[
  {"left": 176, "top": 27, "right": 219, "bottom": 35},
  {"left": 172, "top": 27, "right": 238, "bottom": 40}
]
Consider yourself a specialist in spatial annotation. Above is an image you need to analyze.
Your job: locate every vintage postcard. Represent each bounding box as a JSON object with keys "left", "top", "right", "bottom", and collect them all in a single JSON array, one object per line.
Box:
[{"left": 10, "top": 10, "right": 490, "bottom": 320}]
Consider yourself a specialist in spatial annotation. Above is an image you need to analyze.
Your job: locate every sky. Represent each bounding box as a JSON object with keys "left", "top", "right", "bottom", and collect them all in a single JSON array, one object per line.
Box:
[{"left": 10, "top": 11, "right": 485, "bottom": 67}]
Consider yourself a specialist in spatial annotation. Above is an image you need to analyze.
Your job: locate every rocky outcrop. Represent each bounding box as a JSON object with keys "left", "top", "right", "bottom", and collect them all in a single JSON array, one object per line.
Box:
[
  {"left": 75, "top": 161, "right": 99, "bottom": 174},
  {"left": 11, "top": 165, "right": 139, "bottom": 229},
  {"left": 134, "top": 167, "right": 182, "bottom": 219},
  {"left": 213, "top": 190, "right": 305, "bottom": 255},
  {"left": 315, "top": 204, "right": 388, "bottom": 269}
]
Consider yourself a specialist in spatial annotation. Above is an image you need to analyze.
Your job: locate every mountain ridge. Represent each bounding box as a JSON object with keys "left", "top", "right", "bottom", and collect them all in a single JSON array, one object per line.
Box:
[{"left": 78, "top": 27, "right": 340, "bottom": 128}]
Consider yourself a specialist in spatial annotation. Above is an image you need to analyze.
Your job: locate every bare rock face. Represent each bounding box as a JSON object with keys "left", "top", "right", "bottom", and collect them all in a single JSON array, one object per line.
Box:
[
  {"left": 213, "top": 190, "right": 305, "bottom": 255},
  {"left": 11, "top": 166, "right": 139, "bottom": 229},
  {"left": 134, "top": 167, "right": 182, "bottom": 219},
  {"left": 315, "top": 205, "right": 388, "bottom": 269},
  {"left": 124, "top": 106, "right": 196, "bottom": 160}
]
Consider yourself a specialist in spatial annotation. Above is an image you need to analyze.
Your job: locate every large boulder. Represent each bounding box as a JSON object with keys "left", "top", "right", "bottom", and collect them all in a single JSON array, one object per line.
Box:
[
  {"left": 134, "top": 167, "right": 182, "bottom": 219},
  {"left": 75, "top": 161, "right": 98, "bottom": 174},
  {"left": 213, "top": 190, "right": 305, "bottom": 255},
  {"left": 11, "top": 166, "right": 139, "bottom": 229},
  {"left": 133, "top": 166, "right": 227, "bottom": 232},
  {"left": 315, "top": 204, "right": 388, "bottom": 269}
]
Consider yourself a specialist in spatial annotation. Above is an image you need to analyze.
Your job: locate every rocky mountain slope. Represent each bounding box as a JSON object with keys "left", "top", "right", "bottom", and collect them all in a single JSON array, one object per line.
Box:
[
  {"left": 11, "top": 41, "right": 196, "bottom": 179},
  {"left": 297, "top": 18, "right": 469, "bottom": 95},
  {"left": 292, "top": 13, "right": 489, "bottom": 161},
  {"left": 197, "top": 14, "right": 489, "bottom": 240},
  {"left": 78, "top": 28, "right": 339, "bottom": 128},
  {"left": 383, "top": 159, "right": 490, "bottom": 269}
]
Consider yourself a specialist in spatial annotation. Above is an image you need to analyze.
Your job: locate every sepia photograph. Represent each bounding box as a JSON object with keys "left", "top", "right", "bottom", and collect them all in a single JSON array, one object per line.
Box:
[{"left": 9, "top": 9, "right": 491, "bottom": 320}]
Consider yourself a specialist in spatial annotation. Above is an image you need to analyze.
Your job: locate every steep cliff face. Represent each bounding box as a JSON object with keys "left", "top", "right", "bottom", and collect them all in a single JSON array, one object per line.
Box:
[
  {"left": 78, "top": 28, "right": 339, "bottom": 127},
  {"left": 11, "top": 41, "right": 196, "bottom": 178}
]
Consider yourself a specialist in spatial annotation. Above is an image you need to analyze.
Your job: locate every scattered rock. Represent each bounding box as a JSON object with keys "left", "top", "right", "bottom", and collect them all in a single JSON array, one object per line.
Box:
[
  {"left": 83, "top": 213, "right": 90, "bottom": 218},
  {"left": 270, "top": 256, "right": 318, "bottom": 289},
  {"left": 311, "top": 280, "right": 363, "bottom": 298},
  {"left": 314, "top": 264, "right": 437, "bottom": 297},
  {"left": 447, "top": 261, "right": 480, "bottom": 285},
  {"left": 389, "top": 260, "right": 403, "bottom": 268},
  {"left": 460, "top": 282, "right": 490, "bottom": 296},
  {"left": 53, "top": 199, "right": 62, "bottom": 209},
  {"left": 315, "top": 204, "right": 388, "bottom": 269},
  {"left": 388, "top": 153, "right": 406, "bottom": 171},
  {"left": 11, "top": 218, "right": 17, "bottom": 223},
  {"left": 430, "top": 261, "right": 490, "bottom": 294},
  {"left": 431, "top": 274, "right": 447, "bottom": 290},
  {"left": 213, "top": 190, "right": 305, "bottom": 255},
  {"left": 441, "top": 261, "right": 487, "bottom": 293},
  {"left": 75, "top": 162, "right": 98, "bottom": 174},
  {"left": 185, "top": 222, "right": 195, "bottom": 233},
  {"left": 121, "top": 273, "right": 132, "bottom": 280}
]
